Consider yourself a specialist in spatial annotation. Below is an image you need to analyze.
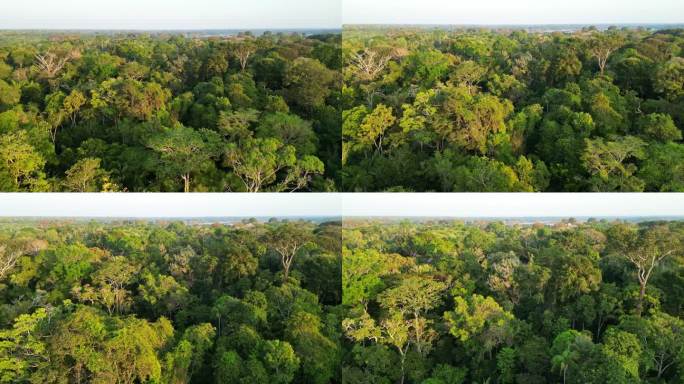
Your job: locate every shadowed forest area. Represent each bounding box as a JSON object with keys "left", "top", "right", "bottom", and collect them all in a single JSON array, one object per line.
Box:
[
  {"left": 342, "top": 27, "right": 684, "bottom": 191},
  {"left": 0, "top": 219, "right": 342, "bottom": 383},
  {"left": 0, "top": 31, "right": 341, "bottom": 192},
  {"left": 342, "top": 219, "right": 684, "bottom": 383}
]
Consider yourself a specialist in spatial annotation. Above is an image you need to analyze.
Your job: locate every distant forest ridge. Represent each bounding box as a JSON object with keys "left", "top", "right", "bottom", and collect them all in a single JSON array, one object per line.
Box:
[
  {"left": 0, "top": 216, "right": 680, "bottom": 225},
  {"left": 344, "top": 24, "right": 684, "bottom": 32},
  {"left": 343, "top": 216, "right": 684, "bottom": 224},
  {"left": 0, "top": 216, "right": 341, "bottom": 224},
  {"left": 0, "top": 29, "right": 342, "bottom": 37}
]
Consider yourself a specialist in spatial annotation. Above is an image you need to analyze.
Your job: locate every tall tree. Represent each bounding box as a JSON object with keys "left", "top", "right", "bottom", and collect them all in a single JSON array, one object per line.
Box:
[
  {"left": 609, "top": 224, "right": 681, "bottom": 316},
  {"left": 587, "top": 32, "right": 625, "bottom": 75},
  {"left": 224, "top": 138, "right": 323, "bottom": 192},
  {"left": 234, "top": 42, "right": 257, "bottom": 72},
  {"left": 267, "top": 223, "right": 313, "bottom": 281},
  {"left": 147, "top": 125, "right": 222, "bottom": 192}
]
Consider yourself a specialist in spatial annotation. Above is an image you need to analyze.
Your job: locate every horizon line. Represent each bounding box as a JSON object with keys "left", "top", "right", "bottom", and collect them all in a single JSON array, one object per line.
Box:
[
  {"left": 343, "top": 215, "right": 684, "bottom": 218},
  {"left": 0, "top": 27, "right": 342, "bottom": 32},
  {"left": 343, "top": 22, "right": 684, "bottom": 26},
  {"left": 0, "top": 215, "right": 678, "bottom": 222},
  {"left": 0, "top": 215, "right": 341, "bottom": 219}
]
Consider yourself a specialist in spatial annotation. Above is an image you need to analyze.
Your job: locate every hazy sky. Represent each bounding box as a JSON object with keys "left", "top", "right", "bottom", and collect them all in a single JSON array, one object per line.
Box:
[
  {"left": 1, "top": 194, "right": 682, "bottom": 219},
  {"left": 0, "top": 194, "right": 341, "bottom": 218},
  {"left": 342, "top": 194, "right": 684, "bottom": 218},
  {"left": 343, "top": 0, "right": 684, "bottom": 25},
  {"left": 0, "top": 0, "right": 341, "bottom": 30}
]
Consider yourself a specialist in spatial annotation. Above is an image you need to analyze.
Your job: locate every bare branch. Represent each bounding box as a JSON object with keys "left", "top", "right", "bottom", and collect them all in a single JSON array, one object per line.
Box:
[
  {"left": 0, "top": 245, "right": 21, "bottom": 280},
  {"left": 35, "top": 51, "right": 76, "bottom": 78},
  {"left": 350, "top": 48, "right": 392, "bottom": 81}
]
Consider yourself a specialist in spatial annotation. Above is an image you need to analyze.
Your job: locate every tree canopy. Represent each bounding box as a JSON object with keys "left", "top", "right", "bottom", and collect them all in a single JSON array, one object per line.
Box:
[
  {"left": 342, "top": 27, "right": 684, "bottom": 191},
  {"left": 0, "top": 218, "right": 341, "bottom": 383},
  {"left": 0, "top": 31, "right": 341, "bottom": 191},
  {"left": 343, "top": 218, "right": 684, "bottom": 383}
]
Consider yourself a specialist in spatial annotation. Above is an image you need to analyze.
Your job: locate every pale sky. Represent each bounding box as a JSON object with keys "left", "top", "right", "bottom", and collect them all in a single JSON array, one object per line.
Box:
[
  {"left": 0, "top": 194, "right": 341, "bottom": 218},
  {"left": 343, "top": 0, "right": 684, "bottom": 25},
  {"left": 342, "top": 194, "right": 684, "bottom": 218},
  {"left": 0, "top": 194, "right": 682, "bottom": 219},
  {"left": 0, "top": 0, "right": 341, "bottom": 30}
]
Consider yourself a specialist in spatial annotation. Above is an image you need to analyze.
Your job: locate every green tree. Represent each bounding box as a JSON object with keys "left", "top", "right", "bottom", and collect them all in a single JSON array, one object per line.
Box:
[
  {"left": 639, "top": 142, "right": 684, "bottom": 191},
  {"left": 619, "top": 312, "right": 684, "bottom": 379},
  {"left": 0, "top": 131, "right": 47, "bottom": 191},
  {"left": 218, "top": 108, "right": 259, "bottom": 141},
  {"left": 601, "top": 328, "right": 641, "bottom": 379},
  {"left": 284, "top": 312, "right": 336, "bottom": 384},
  {"left": 496, "top": 347, "right": 517, "bottom": 384},
  {"left": 444, "top": 294, "right": 515, "bottom": 355},
  {"left": 0, "top": 308, "right": 48, "bottom": 383},
  {"left": 74, "top": 256, "right": 137, "bottom": 315},
  {"left": 608, "top": 224, "right": 681, "bottom": 316},
  {"left": 63, "top": 89, "right": 86, "bottom": 126},
  {"left": 45, "top": 306, "right": 173, "bottom": 383},
  {"left": 163, "top": 323, "right": 216, "bottom": 384},
  {"left": 284, "top": 58, "right": 336, "bottom": 110},
  {"left": 147, "top": 125, "right": 222, "bottom": 192},
  {"left": 0, "top": 80, "right": 20, "bottom": 110},
  {"left": 63, "top": 157, "right": 117, "bottom": 192},
  {"left": 256, "top": 112, "right": 318, "bottom": 156},
  {"left": 221, "top": 245, "right": 259, "bottom": 285},
  {"left": 637, "top": 113, "right": 681, "bottom": 142},
  {"left": 377, "top": 276, "right": 446, "bottom": 354},
  {"left": 587, "top": 32, "right": 625, "bottom": 75},
  {"left": 267, "top": 223, "right": 313, "bottom": 281},
  {"left": 550, "top": 330, "right": 592, "bottom": 384},
  {"left": 261, "top": 340, "right": 300, "bottom": 384},
  {"left": 581, "top": 136, "right": 646, "bottom": 192},
  {"left": 654, "top": 57, "right": 684, "bottom": 101},
  {"left": 433, "top": 87, "right": 512, "bottom": 154},
  {"left": 225, "top": 138, "right": 323, "bottom": 192},
  {"left": 234, "top": 42, "right": 257, "bottom": 72}
]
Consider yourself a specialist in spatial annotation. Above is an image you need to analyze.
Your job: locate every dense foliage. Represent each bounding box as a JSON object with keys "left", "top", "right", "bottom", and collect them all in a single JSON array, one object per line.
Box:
[
  {"left": 342, "top": 27, "right": 684, "bottom": 191},
  {"left": 0, "top": 219, "right": 341, "bottom": 383},
  {"left": 0, "top": 31, "right": 341, "bottom": 191},
  {"left": 342, "top": 219, "right": 684, "bottom": 383}
]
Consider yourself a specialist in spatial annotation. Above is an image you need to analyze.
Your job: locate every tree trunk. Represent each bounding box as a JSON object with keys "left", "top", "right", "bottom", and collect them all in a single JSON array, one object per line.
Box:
[
  {"left": 399, "top": 352, "right": 406, "bottom": 384},
  {"left": 636, "top": 281, "right": 646, "bottom": 317},
  {"left": 182, "top": 174, "right": 190, "bottom": 193},
  {"left": 282, "top": 253, "right": 293, "bottom": 282},
  {"left": 283, "top": 264, "right": 290, "bottom": 281},
  {"left": 657, "top": 359, "right": 664, "bottom": 378}
]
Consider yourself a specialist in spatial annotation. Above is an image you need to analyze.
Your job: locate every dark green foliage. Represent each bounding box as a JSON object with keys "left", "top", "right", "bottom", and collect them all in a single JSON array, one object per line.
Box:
[
  {"left": 343, "top": 27, "right": 684, "bottom": 191},
  {"left": 0, "top": 218, "right": 341, "bottom": 383},
  {"left": 0, "top": 31, "right": 341, "bottom": 191},
  {"left": 342, "top": 219, "right": 684, "bottom": 383}
]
